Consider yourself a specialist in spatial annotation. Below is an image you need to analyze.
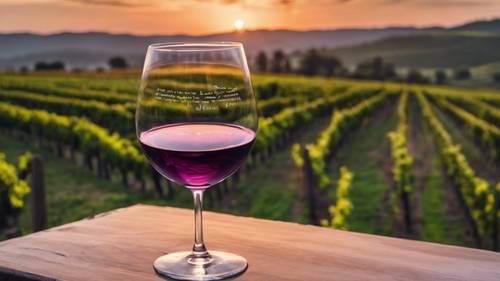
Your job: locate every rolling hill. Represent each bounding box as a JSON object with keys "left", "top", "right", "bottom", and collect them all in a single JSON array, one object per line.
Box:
[
  {"left": 329, "top": 32, "right": 500, "bottom": 68},
  {"left": 0, "top": 27, "right": 438, "bottom": 70},
  {"left": 1, "top": 18, "right": 500, "bottom": 70}
]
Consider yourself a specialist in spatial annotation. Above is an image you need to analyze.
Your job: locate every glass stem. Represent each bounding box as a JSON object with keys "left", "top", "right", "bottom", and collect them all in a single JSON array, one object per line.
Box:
[{"left": 192, "top": 189, "right": 209, "bottom": 258}]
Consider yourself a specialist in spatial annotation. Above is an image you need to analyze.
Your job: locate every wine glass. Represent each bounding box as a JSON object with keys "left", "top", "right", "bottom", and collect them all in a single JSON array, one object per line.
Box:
[{"left": 136, "top": 42, "right": 258, "bottom": 280}]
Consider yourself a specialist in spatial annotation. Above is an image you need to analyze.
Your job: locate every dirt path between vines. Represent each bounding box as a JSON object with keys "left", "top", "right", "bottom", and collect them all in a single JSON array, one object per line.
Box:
[
  {"left": 325, "top": 98, "right": 398, "bottom": 235},
  {"left": 408, "top": 96, "right": 475, "bottom": 247},
  {"left": 407, "top": 95, "right": 433, "bottom": 238}
]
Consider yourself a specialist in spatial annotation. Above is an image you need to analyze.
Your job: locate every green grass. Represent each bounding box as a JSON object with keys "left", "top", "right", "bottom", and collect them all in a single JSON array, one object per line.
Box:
[
  {"left": 419, "top": 154, "right": 466, "bottom": 247},
  {"left": 420, "top": 155, "right": 446, "bottom": 242},
  {"left": 408, "top": 96, "right": 450, "bottom": 244},
  {"left": 327, "top": 101, "right": 398, "bottom": 235},
  {"left": 418, "top": 152, "right": 470, "bottom": 246}
]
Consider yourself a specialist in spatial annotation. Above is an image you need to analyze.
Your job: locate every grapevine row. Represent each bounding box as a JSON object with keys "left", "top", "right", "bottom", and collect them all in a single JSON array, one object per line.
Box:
[
  {"left": 441, "top": 95, "right": 500, "bottom": 129},
  {"left": 258, "top": 96, "right": 313, "bottom": 118},
  {"left": 254, "top": 77, "right": 349, "bottom": 100},
  {"left": 4, "top": 74, "right": 340, "bottom": 100},
  {"left": 320, "top": 166, "right": 354, "bottom": 230},
  {"left": 304, "top": 90, "right": 393, "bottom": 188},
  {"left": 1, "top": 89, "right": 329, "bottom": 136},
  {"left": 255, "top": 86, "right": 383, "bottom": 155},
  {"left": 0, "top": 90, "right": 134, "bottom": 134},
  {"left": 289, "top": 89, "right": 393, "bottom": 225},
  {"left": 0, "top": 88, "right": 373, "bottom": 197},
  {"left": 0, "top": 76, "right": 335, "bottom": 106},
  {"left": 416, "top": 92, "right": 497, "bottom": 246},
  {"left": 431, "top": 95, "right": 500, "bottom": 164},
  {"left": 422, "top": 87, "right": 500, "bottom": 107},
  {"left": 0, "top": 102, "right": 149, "bottom": 189},
  {"left": 387, "top": 92, "right": 414, "bottom": 233},
  {"left": 0, "top": 74, "right": 139, "bottom": 96},
  {"left": 46, "top": 76, "right": 139, "bottom": 96},
  {"left": 0, "top": 152, "right": 30, "bottom": 238},
  {"left": 0, "top": 78, "right": 135, "bottom": 104},
  {"left": 0, "top": 153, "right": 31, "bottom": 210}
]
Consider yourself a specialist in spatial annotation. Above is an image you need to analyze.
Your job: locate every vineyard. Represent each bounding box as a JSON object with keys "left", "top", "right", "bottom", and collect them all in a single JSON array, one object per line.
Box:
[{"left": 0, "top": 72, "right": 498, "bottom": 251}]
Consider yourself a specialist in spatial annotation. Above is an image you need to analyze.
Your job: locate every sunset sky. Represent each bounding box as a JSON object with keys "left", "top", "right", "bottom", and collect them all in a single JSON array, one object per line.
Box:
[{"left": 1, "top": 0, "right": 500, "bottom": 35}]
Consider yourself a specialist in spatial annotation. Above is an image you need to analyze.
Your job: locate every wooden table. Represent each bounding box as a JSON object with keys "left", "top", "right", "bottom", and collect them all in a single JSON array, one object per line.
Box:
[{"left": 0, "top": 205, "right": 498, "bottom": 281}]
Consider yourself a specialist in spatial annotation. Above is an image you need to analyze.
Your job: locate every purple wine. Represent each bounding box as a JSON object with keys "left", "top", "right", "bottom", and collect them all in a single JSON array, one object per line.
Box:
[{"left": 139, "top": 123, "right": 255, "bottom": 188}]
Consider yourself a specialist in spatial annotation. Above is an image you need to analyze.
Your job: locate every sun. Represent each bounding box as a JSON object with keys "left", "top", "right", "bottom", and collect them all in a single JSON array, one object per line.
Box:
[{"left": 234, "top": 19, "right": 245, "bottom": 31}]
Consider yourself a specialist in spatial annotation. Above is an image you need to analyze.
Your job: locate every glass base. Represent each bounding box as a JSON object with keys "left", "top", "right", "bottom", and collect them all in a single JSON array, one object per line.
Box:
[{"left": 154, "top": 251, "right": 248, "bottom": 280}]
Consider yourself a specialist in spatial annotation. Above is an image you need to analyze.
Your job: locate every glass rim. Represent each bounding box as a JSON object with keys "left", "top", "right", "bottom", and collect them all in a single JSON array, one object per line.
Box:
[{"left": 148, "top": 42, "right": 243, "bottom": 52}]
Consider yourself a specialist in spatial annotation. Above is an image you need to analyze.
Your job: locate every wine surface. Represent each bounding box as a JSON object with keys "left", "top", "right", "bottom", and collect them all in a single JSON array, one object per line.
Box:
[{"left": 139, "top": 123, "right": 255, "bottom": 188}]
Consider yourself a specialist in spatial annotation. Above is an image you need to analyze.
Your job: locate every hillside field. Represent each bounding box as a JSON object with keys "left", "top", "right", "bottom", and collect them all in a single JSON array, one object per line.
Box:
[
  {"left": 330, "top": 32, "right": 500, "bottom": 68},
  {"left": 0, "top": 72, "right": 498, "bottom": 251}
]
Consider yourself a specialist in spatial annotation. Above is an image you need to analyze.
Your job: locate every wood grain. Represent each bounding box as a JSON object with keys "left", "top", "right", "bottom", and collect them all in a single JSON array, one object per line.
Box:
[{"left": 0, "top": 204, "right": 498, "bottom": 281}]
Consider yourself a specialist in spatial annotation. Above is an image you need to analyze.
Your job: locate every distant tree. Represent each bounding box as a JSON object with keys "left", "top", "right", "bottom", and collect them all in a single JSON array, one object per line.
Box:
[
  {"left": 34, "top": 62, "right": 47, "bottom": 71},
  {"left": 34, "top": 61, "right": 65, "bottom": 71},
  {"left": 406, "top": 69, "right": 430, "bottom": 84},
  {"left": 108, "top": 56, "right": 128, "bottom": 69},
  {"left": 492, "top": 72, "right": 500, "bottom": 84},
  {"left": 298, "top": 48, "right": 345, "bottom": 77},
  {"left": 352, "top": 56, "right": 397, "bottom": 81},
  {"left": 284, "top": 58, "right": 292, "bottom": 73},
  {"left": 321, "top": 56, "right": 343, "bottom": 77},
  {"left": 51, "top": 61, "right": 65, "bottom": 70},
  {"left": 298, "top": 49, "right": 321, "bottom": 76},
  {"left": 271, "top": 50, "right": 286, "bottom": 73},
  {"left": 19, "top": 66, "right": 29, "bottom": 74},
  {"left": 453, "top": 68, "right": 471, "bottom": 80},
  {"left": 95, "top": 67, "right": 106, "bottom": 73},
  {"left": 372, "top": 56, "right": 384, "bottom": 79},
  {"left": 336, "top": 67, "right": 350, "bottom": 77},
  {"left": 255, "top": 51, "right": 268, "bottom": 72},
  {"left": 435, "top": 69, "right": 447, "bottom": 84}
]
